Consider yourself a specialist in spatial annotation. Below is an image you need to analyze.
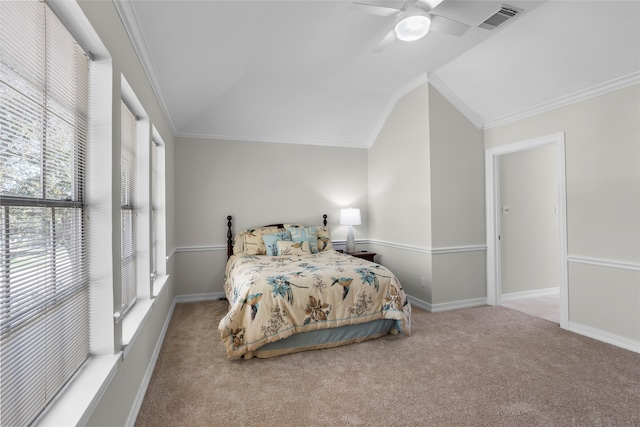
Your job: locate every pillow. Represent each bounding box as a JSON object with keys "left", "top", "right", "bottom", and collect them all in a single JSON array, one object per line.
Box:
[
  {"left": 276, "top": 240, "right": 311, "bottom": 256},
  {"left": 289, "top": 226, "right": 319, "bottom": 254},
  {"left": 232, "top": 232, "right": 245, "bottom": 255},
  {"left": 315, "top": 225, "right": 333, "bottom": 252},
  {"left": 284, "top": 223, "right": 305, "bottom": 230},
  {"left": 262, "top": 231, "right": 292, "bottom": 256},
  {"left": 242, "top": 226, "right": 283, "bottom": 255}
]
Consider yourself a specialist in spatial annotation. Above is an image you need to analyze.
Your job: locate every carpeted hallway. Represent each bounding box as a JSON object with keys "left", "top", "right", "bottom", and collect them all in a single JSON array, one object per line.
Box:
[{"left": 135, "top": 300, "right": 640, "bottom": 426}]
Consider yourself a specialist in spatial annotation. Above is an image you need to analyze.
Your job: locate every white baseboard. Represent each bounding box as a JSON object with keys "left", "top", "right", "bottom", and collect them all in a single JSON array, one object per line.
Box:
[
  {"left": 430, "top": 297, "right": 487, "bottom": 312},
  {"left": 175, "top": 292, "right": 226, "bottom": 303},
  {"left": 407, "top": 295, "right": 487, "bottom": 313},
  {"left": 125, "top": 296, "right": 177, "bottom": 427},
  {"left": 501, "top": 287, "right": 559, "bottom": 302},
  {"left": 568, "top": 322, "right": 640, "bottom": 354},
  {"left": 407, "top": 295, "right": 432, "bottom": 312}
]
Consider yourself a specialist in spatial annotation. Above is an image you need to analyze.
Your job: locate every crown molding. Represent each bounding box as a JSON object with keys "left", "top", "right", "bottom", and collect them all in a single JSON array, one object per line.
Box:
[
  {"left": 113, "top": 0, "right": 178, "bottom": 135},
  {"left": 427, "top": 72, "right": 485, "bottom": 129},
  {"left": 176, "top": 131, "right": 369, "bottom": 149},
  {"left": 484, "top": 71, "right": 640, "bottom": 129}
]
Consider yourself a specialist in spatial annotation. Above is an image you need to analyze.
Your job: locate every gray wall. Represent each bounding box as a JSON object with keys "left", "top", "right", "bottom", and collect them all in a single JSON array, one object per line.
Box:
[
  {"left": 367, "top": 83, "right": 433, "bottom": 301},
  {"left": 174, "top": 138, "right": 369, "bottom": 296},
  {"left": 428, "top": 84, "right": 486, "bottom": 306},
  {"left": 367, "top": 82, "right": 486, "bottom": 308},
  {"left": 485, "top": 84, "right": 640, "bottom": 346},
  {"left": 499, "top": 145, "right": 559, "bottom": 295}
]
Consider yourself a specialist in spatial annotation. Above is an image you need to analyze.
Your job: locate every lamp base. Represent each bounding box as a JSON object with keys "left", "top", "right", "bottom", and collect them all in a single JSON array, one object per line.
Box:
[{"left": 346, "top": 226, "right": 356, "bottom": 254}]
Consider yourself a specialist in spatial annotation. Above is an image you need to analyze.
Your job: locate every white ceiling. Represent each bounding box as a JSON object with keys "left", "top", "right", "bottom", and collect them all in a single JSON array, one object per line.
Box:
[{"left": 116, "top": 0, "right": 640, "bottom": 148}]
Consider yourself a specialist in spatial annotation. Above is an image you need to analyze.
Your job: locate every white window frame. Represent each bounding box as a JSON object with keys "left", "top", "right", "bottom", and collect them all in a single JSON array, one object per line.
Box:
[
  {"left": 151, "top": 126, "right": 168, "bottom": 297},
  {"left": 120, "top": 77, "right": 156, "bottom": 353}
]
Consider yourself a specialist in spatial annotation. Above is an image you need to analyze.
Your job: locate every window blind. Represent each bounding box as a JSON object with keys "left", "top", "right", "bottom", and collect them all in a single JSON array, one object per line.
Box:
[
  {"left": 121, "top": 101, "right": 137, "bottom": 312},
  {"left": 0, "top": 1, "right": 90, "bottom": 426}
]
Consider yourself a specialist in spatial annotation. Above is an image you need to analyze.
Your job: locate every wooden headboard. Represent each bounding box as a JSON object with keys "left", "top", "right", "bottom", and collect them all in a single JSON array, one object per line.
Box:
[{"left": 227, "top": 214, "right": 328, "bottom": 258}]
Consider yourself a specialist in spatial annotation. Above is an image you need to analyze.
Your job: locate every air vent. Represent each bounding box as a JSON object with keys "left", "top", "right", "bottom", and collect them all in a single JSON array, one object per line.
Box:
[{"left": 478, "top": 5, "right": 522, "bottom": 30}]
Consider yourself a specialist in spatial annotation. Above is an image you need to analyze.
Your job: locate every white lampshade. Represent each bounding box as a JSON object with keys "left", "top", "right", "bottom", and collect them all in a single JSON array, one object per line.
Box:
[
  {"left": 340, "top": 208, "right": 361, "bottom": 226},
  {"left": 395, "top": 11, "right": 431, "bottom": 42}
]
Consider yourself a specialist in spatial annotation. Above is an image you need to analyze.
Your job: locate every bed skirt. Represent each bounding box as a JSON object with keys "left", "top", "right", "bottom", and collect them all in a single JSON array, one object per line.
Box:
[{"left": 244, "top": 319, "right": 399, "bottom": 359}]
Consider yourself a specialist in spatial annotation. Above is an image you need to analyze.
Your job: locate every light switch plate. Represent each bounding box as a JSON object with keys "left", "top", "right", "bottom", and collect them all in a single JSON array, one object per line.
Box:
[{"left": 502, "top": 206, "right": 510, "bottom": 215}]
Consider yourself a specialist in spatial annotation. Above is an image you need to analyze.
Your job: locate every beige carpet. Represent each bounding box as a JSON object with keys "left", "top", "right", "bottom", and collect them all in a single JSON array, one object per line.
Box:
[{"left": 135, "top": 301, "right": 640, "bottom": 426}]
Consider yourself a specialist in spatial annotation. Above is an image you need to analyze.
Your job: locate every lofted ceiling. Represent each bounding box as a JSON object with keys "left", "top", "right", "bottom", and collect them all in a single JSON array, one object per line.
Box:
[{"left": 115, "top": 0, "right": 640, "bottom": 148}]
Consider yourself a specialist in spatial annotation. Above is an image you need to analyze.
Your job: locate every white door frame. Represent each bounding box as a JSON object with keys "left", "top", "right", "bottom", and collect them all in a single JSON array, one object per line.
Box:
[{"left": 485, "top": 132, "right": 569, "bottom": 329}]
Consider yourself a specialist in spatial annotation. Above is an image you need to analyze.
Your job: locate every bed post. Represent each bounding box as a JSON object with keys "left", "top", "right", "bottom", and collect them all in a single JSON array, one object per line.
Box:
[
  {"left": 227, "top": 215, "right": 233, "bottom": 258},
  {"left": 323, "top": 214, "right": 327, "bottom": 226}
]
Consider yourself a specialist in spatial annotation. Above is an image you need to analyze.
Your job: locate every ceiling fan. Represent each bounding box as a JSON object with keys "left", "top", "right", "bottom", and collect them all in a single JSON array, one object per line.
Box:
[{"left": 350, "top": 0, "right": 470, "bottom": 52}]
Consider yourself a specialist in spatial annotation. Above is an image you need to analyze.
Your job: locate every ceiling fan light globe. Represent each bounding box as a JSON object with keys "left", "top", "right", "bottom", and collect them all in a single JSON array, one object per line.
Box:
[{"left": 395, "top": 15, "right": 431, "bottom": 41}]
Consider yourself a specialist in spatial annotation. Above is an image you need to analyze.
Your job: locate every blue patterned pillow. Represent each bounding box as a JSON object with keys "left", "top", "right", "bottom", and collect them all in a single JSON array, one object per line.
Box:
[
  {"left": 262, "top": 231, "right": 292, "bottom": 256},
  {"left": 289, "top": 226, "right": 319, "bottom": 253}
]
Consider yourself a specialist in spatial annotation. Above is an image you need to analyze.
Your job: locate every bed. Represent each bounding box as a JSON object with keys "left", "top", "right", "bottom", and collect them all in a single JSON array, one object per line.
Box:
[{"left": 218, "top": 215, "right": 412, "bottom": 359}]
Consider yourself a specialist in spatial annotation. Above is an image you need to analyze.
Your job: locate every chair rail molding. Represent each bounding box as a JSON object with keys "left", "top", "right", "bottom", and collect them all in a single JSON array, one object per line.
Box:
[
  {"left": 368, "top": 239, "right": 486, "bottom": 254},
  {"left": 174, "top": 241, "right": 487, "bottom": 255},
  {"left": 567, "top": 256, "right": 640, "bottom": 271}
]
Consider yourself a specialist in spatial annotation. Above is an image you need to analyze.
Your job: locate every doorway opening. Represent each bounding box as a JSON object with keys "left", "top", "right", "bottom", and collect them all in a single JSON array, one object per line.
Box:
[{"left": 485, "top": 133, "right": 568, "bottom": 328}]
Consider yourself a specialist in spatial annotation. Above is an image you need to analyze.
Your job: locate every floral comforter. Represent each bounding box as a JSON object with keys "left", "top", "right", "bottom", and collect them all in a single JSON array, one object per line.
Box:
[{"left": 218, "top": 250, "right": 411, "bottom": 359}]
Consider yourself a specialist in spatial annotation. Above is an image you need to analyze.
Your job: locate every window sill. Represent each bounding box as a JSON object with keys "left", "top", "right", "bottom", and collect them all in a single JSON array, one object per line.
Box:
[
  {"left": 122, "top": 274, "right": 169, "bottom": 358},
  {"left": 153, "top": 274, "right": 169, "bottom": 297},
  {"left": 35, "top": 353, "right": 121, "bottom": 426}
]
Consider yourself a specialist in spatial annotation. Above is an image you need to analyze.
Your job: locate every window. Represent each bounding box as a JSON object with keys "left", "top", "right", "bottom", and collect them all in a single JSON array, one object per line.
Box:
[
  {"left": 0, "top": 1, "right": 90, "bottom": 425},
  {"left": 121, "top": 101, "right": 137, "bottom": 313},
  {"left": 120, "top": 79, "right": 154, "bottom": 328},
  {"left": 150, "top": 127, "right": 167, "bottom": 297},
  {"left": 150, "top": 138, "right": 159, "bottom": 281}
]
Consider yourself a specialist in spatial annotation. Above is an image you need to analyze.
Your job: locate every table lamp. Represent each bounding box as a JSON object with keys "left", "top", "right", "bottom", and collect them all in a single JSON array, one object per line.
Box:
[{"left": 340, "top": 208, "right": 361, "bottom": 254}]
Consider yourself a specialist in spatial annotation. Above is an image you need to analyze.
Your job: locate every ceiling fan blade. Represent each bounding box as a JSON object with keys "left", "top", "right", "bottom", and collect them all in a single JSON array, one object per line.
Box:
[
  {"left": 429, "top": 14, "right": 470, "bottom": 37},
  {"left": 416, "top": 0, "right": 444, "bottom": 13},
  {"left": 372, "top": 29, "right": 397, "bottom": 53},
  {"left": 349, "top": 2, "right": 403, "bottom": 17}
]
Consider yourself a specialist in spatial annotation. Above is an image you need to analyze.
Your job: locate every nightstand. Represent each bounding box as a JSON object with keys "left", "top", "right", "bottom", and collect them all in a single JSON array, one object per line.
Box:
[{"left": 339, "top": 250, "right": 376, "bottom": 262}]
